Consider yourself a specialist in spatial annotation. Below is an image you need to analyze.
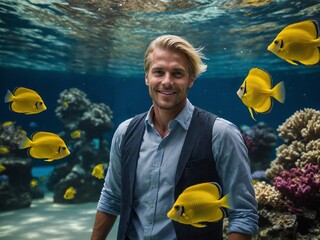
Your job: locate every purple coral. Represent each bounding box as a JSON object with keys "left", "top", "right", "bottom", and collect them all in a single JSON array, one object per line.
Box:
[{"left": 273, "top": 163, "right": 320, "bottom": 214}]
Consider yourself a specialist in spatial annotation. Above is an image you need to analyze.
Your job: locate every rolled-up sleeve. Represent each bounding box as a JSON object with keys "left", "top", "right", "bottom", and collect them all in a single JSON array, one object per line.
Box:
[
  {"left": 97, "top": 119, "right": 131, "bottom": 215},
  {"left": 212, "top": 118, "right": 259, "bottom": 235}
]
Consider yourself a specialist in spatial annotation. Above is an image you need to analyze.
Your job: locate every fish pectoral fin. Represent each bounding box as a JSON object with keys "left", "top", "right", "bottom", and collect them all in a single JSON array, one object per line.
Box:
[
  {"left": 254, "top": 98, "right": 273, "bottom": 114},
  {"left": 248, "top": 107, "right": 256, "bottom": 121},
  {"left": 45, "top": 158, "right": 55, "bottom": 162},
  {"left": 191, "top": 222, "right": 207, "bottom": 228},
  {"left": 285, "top": 58, "right": 299, "bottom": 65}
]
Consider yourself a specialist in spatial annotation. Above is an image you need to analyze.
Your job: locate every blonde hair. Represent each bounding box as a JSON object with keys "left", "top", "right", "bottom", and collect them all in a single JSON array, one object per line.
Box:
[{"left": 144, "top": 35, "right": 207, "bottom": 78}]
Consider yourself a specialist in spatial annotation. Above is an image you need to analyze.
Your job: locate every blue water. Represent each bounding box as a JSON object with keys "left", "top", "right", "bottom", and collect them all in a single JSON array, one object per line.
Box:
[{"left": 1, "top": 0, "right": 320, "bottom": 165}]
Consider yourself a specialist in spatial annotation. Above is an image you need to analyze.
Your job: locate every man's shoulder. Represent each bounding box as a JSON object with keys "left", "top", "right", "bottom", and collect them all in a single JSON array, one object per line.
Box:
[{"left": 116, "top": 112, "right": 147, "bottom": 136}]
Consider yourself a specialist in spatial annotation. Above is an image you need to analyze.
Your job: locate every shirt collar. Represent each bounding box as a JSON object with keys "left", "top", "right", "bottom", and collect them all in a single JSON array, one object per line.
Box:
[{"left": 145, "top": 99, "right": 194, "bottom": 131}]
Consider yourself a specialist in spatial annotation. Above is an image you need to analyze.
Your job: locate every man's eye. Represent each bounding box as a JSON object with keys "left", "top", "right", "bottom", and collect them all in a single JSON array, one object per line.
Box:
[
  {"left": 153, "top": 70, "right": 164, "bottom": 76},
  {"left": 173, "top": 71, "right": 183, "bottom": 78}
]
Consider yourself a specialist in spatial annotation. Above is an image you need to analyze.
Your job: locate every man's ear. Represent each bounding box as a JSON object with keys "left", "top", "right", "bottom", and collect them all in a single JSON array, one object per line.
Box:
[
  {"left": 188, "top": 75, "right": 196, "bottom": 88},
  {"left": 145, "top": 74, "right": 149, "bottom": 86}
]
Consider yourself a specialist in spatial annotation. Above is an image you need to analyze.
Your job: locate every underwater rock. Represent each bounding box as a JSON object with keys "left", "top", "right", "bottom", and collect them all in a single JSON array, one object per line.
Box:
[
  {"left": 79, "top": 103, "right": 114, "bottom": 139},
  {"left": 254, "top": 208, "right": 298, "bottom": 240},
  {"left": 55, "top": 88, "right": 91, "bottom": 130},
  {"left": 50, "top": 88, "right": 113, "bottom": 203},
  {"left": 0, "top": 157, "right": 33, "bottom": 211},
  {"left": 240, "top": 122, "right": 277, "bottom": 172},
  {"left": 52, "top": 163, "right": 107, "bottom": 204},
  {"left": 55, "top": 88, "right": 113, "bottom": 138},
  {"left": 0, "top": 123, "right": 27, "bottom": 158}
]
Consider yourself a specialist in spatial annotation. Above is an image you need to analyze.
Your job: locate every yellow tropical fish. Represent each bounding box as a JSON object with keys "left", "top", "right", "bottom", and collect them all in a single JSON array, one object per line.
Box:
[
  {"left": 267, "top": 20, "right": 320, "bottom": 66},
  {"left": 1, "top": 121, "right": 15, "bottom": 128},
  {"left": 19, "top": 130, "right": 27, "bottom": 135},
  {"left": 19, "top": 131, "right": 70, "bottom": 162},
  {"left": 167, "top": 182, "right": 231, "bottom": 228},
  {"left": 0, "top": 164, "right": 6, "bottom": 173},
  {"left": 30, "top": 179, "right": 38, "bottom": 188},
  {"left": 70, "top": 130, "right": 81, "bottom": 139},
  {"left": 62, "top": 101, "right": 69, "bottom": 107},
  {"left": 237, "top": 68, "right": 285, "bottom": 121},
  {"left": 0, "top": 146, "right": 9, "bottom": 154},
  {"left": 91, "top": 164, "right": 105, "bottom": 179},
  {"left": 4, "top": 87, "right": 47, "bottom": 114},
  {"left": 64, "top": 187, "right": 76, "bottom": 200}
]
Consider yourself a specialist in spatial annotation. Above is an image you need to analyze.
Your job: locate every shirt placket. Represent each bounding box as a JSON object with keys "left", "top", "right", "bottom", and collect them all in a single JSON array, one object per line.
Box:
[{"left": 144, "top": 139, "right": 164, "bottom": 239}]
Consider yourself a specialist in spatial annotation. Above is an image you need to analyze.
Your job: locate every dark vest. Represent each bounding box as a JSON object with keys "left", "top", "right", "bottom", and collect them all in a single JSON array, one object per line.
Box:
[{"left": 118, "top": 107, "right": 222, "bottom": 240}]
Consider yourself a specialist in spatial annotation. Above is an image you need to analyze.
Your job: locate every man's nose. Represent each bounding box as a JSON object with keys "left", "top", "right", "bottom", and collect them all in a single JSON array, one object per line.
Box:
[{"left": 162, "top": 73, "right": 173, "bottom": 85}]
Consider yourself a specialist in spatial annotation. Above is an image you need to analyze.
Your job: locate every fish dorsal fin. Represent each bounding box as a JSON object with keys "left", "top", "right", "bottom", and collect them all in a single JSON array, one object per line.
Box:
[
  {"left": 249, "top": 68, "right": 272, "bottom": 89},
  {"left": 31, "top": 131, "right": 59, "bottom": 141},
  {"left": 183, "top": 182, "right": 221, "bottom": 199},
  {"left": 13, "top": 87, "right": 38, "bottom": 96},
  {"left": 283, "top": 20, "right": 319, "bottom": 39}
]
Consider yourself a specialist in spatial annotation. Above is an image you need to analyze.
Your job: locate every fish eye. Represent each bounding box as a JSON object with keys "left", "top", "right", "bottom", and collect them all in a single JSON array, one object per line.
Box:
[
  {"left": 174, "top": 205, "right": 180, "bottom": 210},
  {"left": 274, "top": 40, "right": 279, "bottom": 45},
  {"left": 240, "top": 87, "right": 243, "bottom": 90}
]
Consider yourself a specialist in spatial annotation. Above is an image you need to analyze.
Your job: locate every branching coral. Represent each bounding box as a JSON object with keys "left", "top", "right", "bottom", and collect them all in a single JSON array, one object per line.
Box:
[
  {"left": 277, "top": 108, "right": 320, "bottom": 143},
  {"left": 295, "top": 139, "right": 320, "bottom": 168},
  {"left": 265, "top": 141, "right": 305, "bottom": 179},
  {"left": 266, "top": 108, "right": 320, "bottom": 179},
  {"left": 254, "top": 181, "right": 285, "bottom": 209}
]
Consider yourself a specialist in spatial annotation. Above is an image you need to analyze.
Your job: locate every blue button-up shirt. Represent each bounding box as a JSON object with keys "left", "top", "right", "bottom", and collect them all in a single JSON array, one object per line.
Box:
[{"left": 97, "top": 99, "right": 259, "bottom": 239}]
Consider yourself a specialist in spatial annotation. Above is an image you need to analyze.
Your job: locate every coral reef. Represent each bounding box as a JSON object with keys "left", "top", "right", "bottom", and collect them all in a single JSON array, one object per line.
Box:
[
  {"left": 254, "top": 181, "right": 285, "bottom": 209},
  {"left": 266, "top": 108, "right": 320, "bottom": 179},
  {"left": 277, "top": 108, "right": 320, "bottom": 143},
  {"left": 55, "top": 88, "right": 113, "bottom": 137},
  {"left": 257, "top": 108, "right": 320, "bottom": 239},
  {"left": 273, "top": 163, "right": 320, "bottom": 214},
  {"left": 0, "top": 123, "right": 44, "bottom": 211},
  {"left": 0, "top": 123, "right": 26, "bottom": 158},
  {"left": 49, "top": 88, "right": 113, "bottom": 203},
  {"left": 240, "top": 122, "right": 277, "bottom": 172}
]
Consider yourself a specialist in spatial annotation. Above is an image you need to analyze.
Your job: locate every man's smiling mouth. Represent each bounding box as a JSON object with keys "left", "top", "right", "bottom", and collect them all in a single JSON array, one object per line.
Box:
[{"left": 158, "top": 90, "right": 177, "bottom": 95}]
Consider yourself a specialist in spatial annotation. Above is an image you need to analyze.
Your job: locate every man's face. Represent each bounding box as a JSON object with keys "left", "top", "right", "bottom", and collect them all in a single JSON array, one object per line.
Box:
[{"left": 145, "top": 48, "right": 194, "bottom": 113}]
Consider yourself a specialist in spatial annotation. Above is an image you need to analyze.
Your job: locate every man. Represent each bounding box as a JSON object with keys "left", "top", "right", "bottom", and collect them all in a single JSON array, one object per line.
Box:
[{"left": 91, "top": 35, "right": 259, "bottom": 240}]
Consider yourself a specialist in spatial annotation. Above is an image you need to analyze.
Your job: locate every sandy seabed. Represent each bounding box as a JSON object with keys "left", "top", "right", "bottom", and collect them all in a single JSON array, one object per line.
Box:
[{"left": 0, "top": 193, "right": 119, "bottom": 240}]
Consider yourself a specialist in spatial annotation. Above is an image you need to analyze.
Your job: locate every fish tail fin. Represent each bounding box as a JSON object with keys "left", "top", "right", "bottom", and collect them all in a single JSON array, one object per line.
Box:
[
  {"left": 19, "top": 136, "right": 32, "bottom": 149},
  {"left": 4, "top": 90, "right": 13, "bottom": 103},
  {"left": 272, "top": 81, "right": 286, "bottom": 103},
  {"left": 220, "top": 193, "right": 231, "bottom": 209}
]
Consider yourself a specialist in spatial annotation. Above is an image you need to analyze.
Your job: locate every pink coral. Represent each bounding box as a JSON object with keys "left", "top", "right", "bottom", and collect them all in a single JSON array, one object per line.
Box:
[{"left": 273, "top": 163, "right": 320, "bottom": 214}]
